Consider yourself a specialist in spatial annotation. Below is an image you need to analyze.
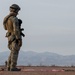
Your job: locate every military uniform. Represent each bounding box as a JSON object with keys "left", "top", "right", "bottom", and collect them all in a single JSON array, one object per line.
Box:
[{"left": 3, "top": 4, "right": 22, "bottom": 71}]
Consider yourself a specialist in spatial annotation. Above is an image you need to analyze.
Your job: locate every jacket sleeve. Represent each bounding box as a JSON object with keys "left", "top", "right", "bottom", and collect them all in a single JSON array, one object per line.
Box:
[{"left": 12, "top": 17, "right": 21, "bottom": 39}]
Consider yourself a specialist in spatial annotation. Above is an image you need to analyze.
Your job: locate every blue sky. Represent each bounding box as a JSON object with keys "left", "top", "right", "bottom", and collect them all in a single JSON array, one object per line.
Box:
[{"left": 0, "top": 0, "right": 75, "bottom": 55}]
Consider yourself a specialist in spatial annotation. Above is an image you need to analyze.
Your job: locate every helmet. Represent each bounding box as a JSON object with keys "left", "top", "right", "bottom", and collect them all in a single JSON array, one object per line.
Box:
[{"left": 10, "top": 4, "right": 21, "bottom": 10}]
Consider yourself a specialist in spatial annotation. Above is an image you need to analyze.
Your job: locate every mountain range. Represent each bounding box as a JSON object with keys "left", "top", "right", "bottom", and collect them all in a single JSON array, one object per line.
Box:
[{"left": 0, "top": 51, "right": 75, "bottom": 66}]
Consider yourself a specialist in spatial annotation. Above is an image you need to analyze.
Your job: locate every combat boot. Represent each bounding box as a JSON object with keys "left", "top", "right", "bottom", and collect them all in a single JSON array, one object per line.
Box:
[{"left": 10, "top": 68, "right": 21, "bottom": 71}]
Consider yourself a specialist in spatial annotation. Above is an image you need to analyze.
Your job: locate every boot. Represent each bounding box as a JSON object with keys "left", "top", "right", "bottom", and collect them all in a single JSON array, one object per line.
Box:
[{"left": 10, "top": 68, "right": 21, "bottom": 71}]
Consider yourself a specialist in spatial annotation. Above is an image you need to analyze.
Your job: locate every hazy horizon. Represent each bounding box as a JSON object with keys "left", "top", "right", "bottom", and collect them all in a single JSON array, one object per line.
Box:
[{"left": 0, "top": 0, "right": 75, "bottom": 55}]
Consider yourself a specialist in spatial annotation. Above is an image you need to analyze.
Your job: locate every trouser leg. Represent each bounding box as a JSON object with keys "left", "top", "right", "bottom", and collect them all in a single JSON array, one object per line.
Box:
[
  {"left": 10, "top": 50, "right": 19, "bottom": 69},
  {"left": 7, "top": 51, "right": 11, "bottom": 70},
  {"left": 7, "top": 40, "right": 20, "bottom": 70}
]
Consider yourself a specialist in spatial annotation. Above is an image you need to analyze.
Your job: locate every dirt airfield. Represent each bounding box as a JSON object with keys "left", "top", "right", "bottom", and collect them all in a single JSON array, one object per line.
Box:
[{"left": 0, "top": 66, "right": 75, "bottom": 75}]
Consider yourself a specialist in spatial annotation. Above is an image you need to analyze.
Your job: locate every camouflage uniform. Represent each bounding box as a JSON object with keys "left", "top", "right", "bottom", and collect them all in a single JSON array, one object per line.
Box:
[{"left": 3, "top": 4, "right": 22, "bottom": 71}]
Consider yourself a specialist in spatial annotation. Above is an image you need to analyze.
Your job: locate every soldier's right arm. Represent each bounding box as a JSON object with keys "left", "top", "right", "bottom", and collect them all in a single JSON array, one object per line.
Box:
[{"left": 12, "top": 17, "right": 21, "bottom": 39}]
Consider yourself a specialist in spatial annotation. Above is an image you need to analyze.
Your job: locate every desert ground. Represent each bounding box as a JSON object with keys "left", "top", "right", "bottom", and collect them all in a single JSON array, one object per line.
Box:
[{"left": 0, "top": 66, "right": 75, "bottom": 75}]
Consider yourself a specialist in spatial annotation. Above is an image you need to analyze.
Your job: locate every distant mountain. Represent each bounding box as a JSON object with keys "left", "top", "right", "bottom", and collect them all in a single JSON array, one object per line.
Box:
[{"left": 0, "top": 51, "right": 75, "bottom": 66}]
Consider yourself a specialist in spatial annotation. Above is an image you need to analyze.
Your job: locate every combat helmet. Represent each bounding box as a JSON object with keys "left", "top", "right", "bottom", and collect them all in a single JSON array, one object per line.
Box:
[
  {"left": 10, "top": 4, "right": 21, "bottom": 11},
  {"left": 10, "top": 4, "right": 21, "bottom": 10}
]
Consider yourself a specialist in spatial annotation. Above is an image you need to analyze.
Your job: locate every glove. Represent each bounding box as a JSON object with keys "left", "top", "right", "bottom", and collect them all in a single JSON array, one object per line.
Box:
[{"left": 18, "top": 39, "right": 22, "bottom": 47}]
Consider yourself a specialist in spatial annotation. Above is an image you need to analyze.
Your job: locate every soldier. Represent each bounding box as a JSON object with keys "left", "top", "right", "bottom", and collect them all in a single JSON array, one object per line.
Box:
[{"left": 3, "top": 4, "right": 22, "bottom": 71}]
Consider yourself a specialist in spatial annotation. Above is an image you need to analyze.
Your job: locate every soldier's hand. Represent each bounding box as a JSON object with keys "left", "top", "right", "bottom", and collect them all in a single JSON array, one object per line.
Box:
[{"left": 18, "top": 39, "right": 22, "bottom": 47}]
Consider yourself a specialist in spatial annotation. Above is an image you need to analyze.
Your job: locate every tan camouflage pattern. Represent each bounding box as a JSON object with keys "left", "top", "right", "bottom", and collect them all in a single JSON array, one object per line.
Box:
[{"left": 3, "top": 14, "right": 22, "bottom": 69}]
